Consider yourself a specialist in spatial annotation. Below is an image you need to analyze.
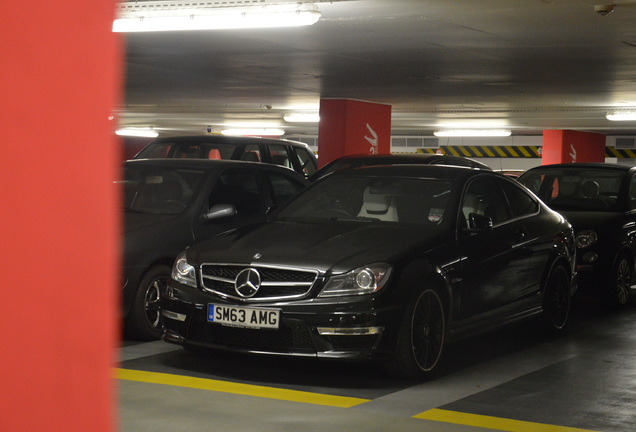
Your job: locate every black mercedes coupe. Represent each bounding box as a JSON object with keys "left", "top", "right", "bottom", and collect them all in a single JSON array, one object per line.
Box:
[{"left": 162, "top": 165, "right": 576, "bottom": 378}]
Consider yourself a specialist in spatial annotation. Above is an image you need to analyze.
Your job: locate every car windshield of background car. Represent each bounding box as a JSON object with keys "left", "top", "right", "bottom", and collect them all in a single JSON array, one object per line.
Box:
[
  {"left": 121, "top": 167, "right": 207, "bottom": 215},
  {"left": 520, "top": 168, "right": 624, "bottom": 211},
  {"left": 275, "top": 175, "right": 454, "bottom": 226}
]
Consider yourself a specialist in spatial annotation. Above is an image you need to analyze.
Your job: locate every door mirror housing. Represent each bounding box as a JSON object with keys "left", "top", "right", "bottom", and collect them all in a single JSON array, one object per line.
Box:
[{"left": 203, "top": 204, "right": 237, "bottom": 222}]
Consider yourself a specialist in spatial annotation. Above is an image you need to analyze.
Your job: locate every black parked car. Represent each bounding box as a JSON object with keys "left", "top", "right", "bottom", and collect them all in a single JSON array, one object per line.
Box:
[
  {"left": 162, "top": 165, "right": 575, "bottom": 378},
  {"left": 133, "top": 135, "right": 318, "bottom": 179},
  {"left": 519, "top": 163, "right": 636, "bottom": 306},
  {"left": 309, "top": 153, "right": 491, "bottom": 181},
  {"left": 121, "top": 159, "right": 308, "bottom": 340}
]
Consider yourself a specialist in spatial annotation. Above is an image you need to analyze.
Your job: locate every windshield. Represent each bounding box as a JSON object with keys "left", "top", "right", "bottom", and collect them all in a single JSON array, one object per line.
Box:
[
  {"left": 120, "top": 166, "right": 207, "bottom": 215},
  {"left": 276, "top": 175, "right": 454, "bottom": 226},
  {"left": 519, "top": 167, "right": 625, "bottom": 211}
]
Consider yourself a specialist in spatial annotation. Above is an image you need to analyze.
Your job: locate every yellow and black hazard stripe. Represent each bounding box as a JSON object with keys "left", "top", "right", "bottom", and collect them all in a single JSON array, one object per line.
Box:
[
  {"left": 605, "top": 148, "right": 636, "bottom": 158},
  {"left": 417, "top": 146, "right": 636, "bottom": 158},
  {"left": 417, "top": 146, "right": 542, "bottom": 158}
]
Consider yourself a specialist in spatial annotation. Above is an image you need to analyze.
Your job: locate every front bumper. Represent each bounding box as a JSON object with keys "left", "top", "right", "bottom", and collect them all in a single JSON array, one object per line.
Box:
[{"left": 160, "top": 281, "right": 401, "bottom": 360}]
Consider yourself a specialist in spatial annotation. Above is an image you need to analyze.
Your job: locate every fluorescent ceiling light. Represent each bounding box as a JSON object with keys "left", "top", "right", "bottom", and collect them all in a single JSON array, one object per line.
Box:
[
  {"left": 606, "top": 111, "right": 636, "bottom": 121},
  {"left": 434, "top": 129, "right": 512, "bottom": 137},
  {"left": 221, "top": 128, "right": 285, "bottom": 136},
  {"left": 113, "top": 3, "right": 321, "bottom": 32},
  {"left": 116, "top": 128, "right": 159, "bottom": 138},
  {"left": 284, "top": 112, "right": 320, "bottom": 123}
]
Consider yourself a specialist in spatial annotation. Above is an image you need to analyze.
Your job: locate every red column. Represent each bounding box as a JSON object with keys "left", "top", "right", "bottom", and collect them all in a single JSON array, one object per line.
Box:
[
  {"left": 0, "top": 2, "right": 120, "bottom": 432},
  {"left": 542, "top": 130, "right": 606, "bottom": 164},
  {"left": 318, "top": 99, "right": 392, "bottom": 168}
]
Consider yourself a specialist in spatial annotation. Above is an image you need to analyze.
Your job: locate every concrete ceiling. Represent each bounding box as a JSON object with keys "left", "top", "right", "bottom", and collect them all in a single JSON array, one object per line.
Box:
[{"left": 116, "top": 0, "right": 636, "bottom": 138}]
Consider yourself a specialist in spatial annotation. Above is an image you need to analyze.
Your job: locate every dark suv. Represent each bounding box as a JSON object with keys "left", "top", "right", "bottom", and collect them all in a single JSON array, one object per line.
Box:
[{"left": 134, "top": 135, "right": 318, "bottom": 179}]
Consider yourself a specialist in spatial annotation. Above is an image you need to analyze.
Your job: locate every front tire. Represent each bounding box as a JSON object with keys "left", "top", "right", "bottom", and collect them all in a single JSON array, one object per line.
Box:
[
  {"left": 608, "top": 254, "right": 632, "bottom": 307},
  {"left": 387, "top": 287, "right": 446, "bottom": 379},
  {"left": 542, "top": 263, "right": 571, "bottom": 333},
  {"left": 125, "top": 264, "right": 171, "bottom": 340}
]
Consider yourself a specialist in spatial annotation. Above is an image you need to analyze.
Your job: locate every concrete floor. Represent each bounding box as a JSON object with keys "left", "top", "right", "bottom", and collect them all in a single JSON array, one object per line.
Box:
[{"left": 118, "top": 297, "right": 636, "bottom": 432}]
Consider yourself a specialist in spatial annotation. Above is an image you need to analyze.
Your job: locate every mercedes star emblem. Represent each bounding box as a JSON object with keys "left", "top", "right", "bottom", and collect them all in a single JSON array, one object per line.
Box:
[{"left": 234, "top": 268, "right": 261, "bottom": 298}]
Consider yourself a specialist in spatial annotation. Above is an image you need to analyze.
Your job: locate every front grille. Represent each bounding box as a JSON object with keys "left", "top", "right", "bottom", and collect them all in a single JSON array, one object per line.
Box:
[
  {"left": 200, "top": 263, "right": 319, "bottom": 302},
  {"left": 188, "top": 314, "right": 316, "bottom": 353}
]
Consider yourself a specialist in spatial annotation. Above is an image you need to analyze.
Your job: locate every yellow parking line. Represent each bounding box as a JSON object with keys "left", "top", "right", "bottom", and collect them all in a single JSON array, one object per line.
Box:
[
  {"left": 115, "top": 368, "right": 370, "bottom": 408},
  {"left": 414, "top": 409, "right": 600, "bottom": 432}
]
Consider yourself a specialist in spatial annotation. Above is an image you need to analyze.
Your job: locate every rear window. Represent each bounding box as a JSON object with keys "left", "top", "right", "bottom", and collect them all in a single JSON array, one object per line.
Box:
[{"left": 135, "top": 142, "right": 239, "bottom": 160}]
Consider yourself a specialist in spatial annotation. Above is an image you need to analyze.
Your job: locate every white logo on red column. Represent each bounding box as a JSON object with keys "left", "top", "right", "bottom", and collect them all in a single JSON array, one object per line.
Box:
[
  {"left": 570, "top": 144, "right": 577, "bottom": 162},
  {"left": 365, "top": 123, "right": 378, "bottom": 154}
]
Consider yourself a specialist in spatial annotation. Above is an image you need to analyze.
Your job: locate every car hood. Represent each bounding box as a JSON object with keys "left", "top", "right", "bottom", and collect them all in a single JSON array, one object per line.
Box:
[
  {"left": 124, "top": 211, "right": 182, "bottom": 233},
  {"left": 557, "top": 210, "right": 623, "bottom": 232},
  {"left": 188, "top": 219, "right": 448, "bottom": 274}
]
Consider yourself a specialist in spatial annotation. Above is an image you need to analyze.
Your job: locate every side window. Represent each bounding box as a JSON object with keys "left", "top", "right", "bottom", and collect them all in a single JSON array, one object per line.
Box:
[
  {"left": 629, "top": 175, "right": 636, "bottom": 210},
  {"left": 269, "top": 144, "right": 293, "bottom": 170},
  {"left": 139, "top": 144, "right": 171, "bottom": 158},
  {"left": 461, "top": 177, "right": 510, "bottom": 227},
  {"left": 266, "top": 172, "right": 306, "bottom": 209},
  {"left": 292, "top": 147, "right": 317, "bottom": 178},
  {"left": 500, "top": 179, "right": 539, "bottom": 218},
  {"left": 208, "top": 169, "right": 264, "bottom": 218},
  {"left": 241, "top": 144, "right": 262, "bottom": 162}
]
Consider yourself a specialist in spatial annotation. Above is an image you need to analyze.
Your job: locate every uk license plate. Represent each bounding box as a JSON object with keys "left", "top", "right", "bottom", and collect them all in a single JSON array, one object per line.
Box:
[{"left": 207, "top": 304, "right": 280, "bottom": 329}]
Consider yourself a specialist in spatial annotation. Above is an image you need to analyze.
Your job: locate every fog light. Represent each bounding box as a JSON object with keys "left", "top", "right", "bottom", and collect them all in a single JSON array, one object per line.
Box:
[
  {"left": 317, "top": 326, "right": 384, "bottom": 336},
  {"left": 162, "top": 310, "right": 187, "bottom": 322},
  {"left": 582, "top": 252, "right": 598, "bottom": 263}
]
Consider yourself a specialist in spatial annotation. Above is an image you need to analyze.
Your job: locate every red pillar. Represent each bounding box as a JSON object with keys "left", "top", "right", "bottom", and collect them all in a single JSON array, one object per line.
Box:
[
  {"left": 318, "top": 99, "right": 392, "bottom": 168},
  {"left": 542, "top": 130, "right": 606, "bottom": 164},
  {"left": 0, "top": 2, "right": 120, "bottom": 432}
]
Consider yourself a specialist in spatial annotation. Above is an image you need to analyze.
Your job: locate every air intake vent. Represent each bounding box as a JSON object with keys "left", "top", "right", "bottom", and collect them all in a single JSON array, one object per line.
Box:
[
  {"left": 615, "top": 137, "right": 636, "bottom": 149},
  {"left": 391, "top": 137, "right": 439, "bottom": 148}
]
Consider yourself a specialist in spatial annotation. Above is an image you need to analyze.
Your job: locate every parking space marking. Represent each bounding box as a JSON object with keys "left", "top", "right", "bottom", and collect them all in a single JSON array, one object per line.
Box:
[
  {"left": 414, "top": 409, "right": 600, "bottom": 432},
  {"left": 116, "top": 368, "right": 370, "bottom": 408}
]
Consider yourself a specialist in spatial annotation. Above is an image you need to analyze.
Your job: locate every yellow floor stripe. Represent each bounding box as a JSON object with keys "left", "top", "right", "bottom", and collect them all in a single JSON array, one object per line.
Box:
[
  {"left": 414, "top": 409, "right": 600, "bottom": 432},
  {"left": 115, "top": 368, "right": 370, "bottom": 408}
]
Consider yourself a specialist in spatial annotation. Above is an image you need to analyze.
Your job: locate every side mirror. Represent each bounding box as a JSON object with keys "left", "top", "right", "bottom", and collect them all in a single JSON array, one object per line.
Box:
[
  {"left": 203, "top": 203, "right": 237, "bottom": 221},
  {"left": 468, "top": 213, "right": 493, "bottom": 230}
]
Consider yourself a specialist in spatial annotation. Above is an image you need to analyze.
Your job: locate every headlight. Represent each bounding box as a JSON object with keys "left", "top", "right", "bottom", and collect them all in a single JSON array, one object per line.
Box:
[
  {"left": 171, "top": 250, "right": 197, "bottom": 288},
  {"left": 319, "top": 264, "right": 392, "bottom": 297},
  {"left": 575, "top": 230, "right": 598, "bottom": 248}
]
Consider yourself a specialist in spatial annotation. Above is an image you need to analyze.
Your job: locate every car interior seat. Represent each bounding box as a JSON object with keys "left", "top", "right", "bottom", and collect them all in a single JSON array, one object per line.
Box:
[{"left": 358, "top": 186, "right": 398, "bottom": 221}]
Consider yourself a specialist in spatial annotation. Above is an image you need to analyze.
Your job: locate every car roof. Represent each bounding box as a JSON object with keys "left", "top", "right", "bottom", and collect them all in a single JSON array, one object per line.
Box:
[
  {"left": 326, "top": 163, "right": 499, "bottom": 181},
  {"left": 310, "top": 153, "right": 491, "bottom": 181},
  {"left": 124, "top": 157, "right": 303, "bottom": 174},
  {"left": 524, "top": 162, "right": 635, "bottom": 172},
  {"left": 145, "top": 134, "right": 312, "bottom": 148}
]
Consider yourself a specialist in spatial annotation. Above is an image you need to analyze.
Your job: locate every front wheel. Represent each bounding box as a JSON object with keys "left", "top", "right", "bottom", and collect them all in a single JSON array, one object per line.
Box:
[
  {"left": 606, "top": 254, "right": 632, "bottom": 307},
  {"left": 124, "top": 264, "right": 171, "bottom": 340},
  {"left": 387, "top": 287, "right": 446, "bottom": 379},
  {"left": 542, "top": 263, "right": 571, "bottom": 333}
]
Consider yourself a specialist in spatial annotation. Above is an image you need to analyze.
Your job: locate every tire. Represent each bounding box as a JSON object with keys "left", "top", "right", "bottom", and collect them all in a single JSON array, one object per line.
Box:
[
  {"left": 541, "top": 263, "right": 571, "bottom": 333},
  {"left": 386, "top": 287, "right": 446, "bottom": 379},
  {"left": 124, "top": 264, "right": 171, "bottom": 341},
  {"left": 607, "top": 254, "right": 632, "bottom": 307}
]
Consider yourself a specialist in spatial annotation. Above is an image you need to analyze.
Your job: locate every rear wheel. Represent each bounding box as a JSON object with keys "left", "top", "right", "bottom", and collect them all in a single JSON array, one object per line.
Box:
[
  {"left": 125, "top": 264, "right": 171, "bottom": 340},
  {"left": 542, "top": 263, "right": 571, "bottom": 332},
  {"left": 608, "top": 254, "right": 632, "bottom": 307},
  {"left": 387, "top": 287, "right": 446, "bottom": 379}
]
